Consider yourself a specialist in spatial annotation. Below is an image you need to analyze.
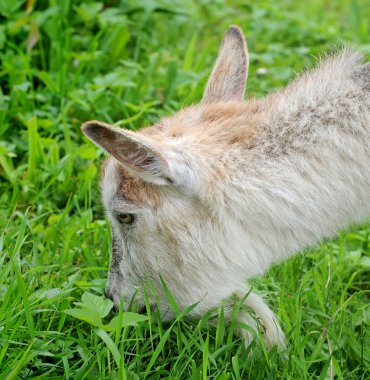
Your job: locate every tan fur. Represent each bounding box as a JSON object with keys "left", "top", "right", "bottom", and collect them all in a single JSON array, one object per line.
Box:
[{"left": 115, "top": 165, "right": 163, "bottom": 208}]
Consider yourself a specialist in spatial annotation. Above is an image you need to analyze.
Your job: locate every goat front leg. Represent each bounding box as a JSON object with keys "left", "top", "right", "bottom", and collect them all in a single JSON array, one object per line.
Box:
[{"left": 222, "top": 287, "right": 286, "bottom": 349}]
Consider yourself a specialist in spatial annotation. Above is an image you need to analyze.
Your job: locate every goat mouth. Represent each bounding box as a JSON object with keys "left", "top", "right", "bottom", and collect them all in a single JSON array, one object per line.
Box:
[{"left": 138, "top": 303, "right": 155, "bottom": 314}]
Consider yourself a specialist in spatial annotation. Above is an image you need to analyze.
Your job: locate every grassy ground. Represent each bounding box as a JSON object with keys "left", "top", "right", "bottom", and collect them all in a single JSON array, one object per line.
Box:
[{"left": 0, "top": 0, "right": 369, "bottom": 378}]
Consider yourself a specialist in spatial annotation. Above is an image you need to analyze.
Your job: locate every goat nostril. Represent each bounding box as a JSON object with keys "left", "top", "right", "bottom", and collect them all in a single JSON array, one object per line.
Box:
[
  {"left": 139, "top": 304, "right": 155, "bottom": 314},
  {"left": 138, "top": 304, "right": 147, "bottom": 314}
]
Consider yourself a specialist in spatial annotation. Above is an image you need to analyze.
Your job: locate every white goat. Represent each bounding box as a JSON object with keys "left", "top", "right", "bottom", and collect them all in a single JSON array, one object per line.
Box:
[{"left": 82, "top": 26, "right": 370, "bottom": 348}]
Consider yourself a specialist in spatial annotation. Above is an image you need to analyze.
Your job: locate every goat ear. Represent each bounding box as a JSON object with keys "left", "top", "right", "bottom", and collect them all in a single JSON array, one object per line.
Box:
[
  {"left": 82, "top": 121, "right": 196, "bottom": 191},
  {"left": 202, "top": 25, "right": 249, "bottom": 104},
  {"left": 82, "top": 121, "right": 173, "bottom": 186}
]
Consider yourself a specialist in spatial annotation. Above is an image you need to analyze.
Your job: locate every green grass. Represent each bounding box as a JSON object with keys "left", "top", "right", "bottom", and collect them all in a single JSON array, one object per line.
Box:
[{"left": 1, "top": 0, "right": 370, "bottom": 378}]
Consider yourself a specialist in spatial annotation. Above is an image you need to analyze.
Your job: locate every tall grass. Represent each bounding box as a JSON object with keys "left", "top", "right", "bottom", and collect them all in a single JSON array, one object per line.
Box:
[{"left": 0, "top": 0, "right": 369, "bottom": 378}]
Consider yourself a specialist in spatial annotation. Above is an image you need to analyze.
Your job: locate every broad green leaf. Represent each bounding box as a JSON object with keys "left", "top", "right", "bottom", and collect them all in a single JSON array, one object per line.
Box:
[
  {"left": 103, "top": 312, "right": 148, "bottom": 331},
  {"left": 63, "top": 308, "right": 102, "bottom": 327},
  {"left": 76, "top": 291, "right": 114, "bottom": 318}
]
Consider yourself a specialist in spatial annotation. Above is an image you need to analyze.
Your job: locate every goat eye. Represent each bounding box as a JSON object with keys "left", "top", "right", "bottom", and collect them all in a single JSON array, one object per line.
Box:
[{"left": 116, "top": 213, "right": 135, "bottom": 224}]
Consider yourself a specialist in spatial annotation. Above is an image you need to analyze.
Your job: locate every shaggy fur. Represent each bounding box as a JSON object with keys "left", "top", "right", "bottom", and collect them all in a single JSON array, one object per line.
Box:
[{"left": 82, "top": 25, "right": 370, "bottom": 348}]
